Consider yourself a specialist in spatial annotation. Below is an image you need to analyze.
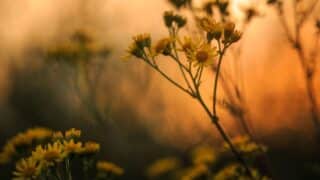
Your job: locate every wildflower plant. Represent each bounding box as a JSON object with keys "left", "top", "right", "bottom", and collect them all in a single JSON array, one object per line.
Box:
[
  {"left": 125, "top": 6, "right": 262, "bottom": 177},
  {"left": 45, "top": 29, "right": 110, "bottom": 125},
  {"left": 167, "top": 0, "right": 265, "bottom": 140},
  {"left": 0, "top": 127, "right": 123, "bottom": 180},
  {"left": 267, "top": 0, "right": 320, "bottom": 140}
]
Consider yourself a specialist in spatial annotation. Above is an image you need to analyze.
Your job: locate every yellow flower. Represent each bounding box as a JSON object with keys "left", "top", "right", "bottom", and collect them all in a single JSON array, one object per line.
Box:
[
  {"left": 132, "top": 33, "right": 151, "bottom": 49},
  {"left": 179, "top": 36, "right": 201, "bottom": 53},
  {"left": 224, "top": 136, "right": 266, "bottom": 154},
  {"left": 0, "top": 127, "right": 52, "bottom": 165},
  {"left": 13, "top": 158, "right": 42, "bottom": 180},
  {"left": 191, "top": 43, "right": 217, "bottom": 67},
  {"left": 65, "top": 128, "right": 81, "bottom": 139},
  {"left": 126, "top": 42, "right": 144, "bottom": 59},
  {"left": 79, "top": 141, "right": 100, "bottom": 155},
  {"left": 25, "top": 128, "right": 53, "bottom": 141},
  {"left": 213, "top": 163, "right": 267, "bottom": 180},
  {"left": 32, "top": 142, "right": 65, "bottom": 166},
  {"left": 63, "top": 139, "right": 82, "bottom": 154},
  {"left": 97, "top": 161, "right": 124, "bottom": 176},
  {"left": 191, "top": 145, "right": 216, "bottom": 165},
  {"left": 146, "top": 157, "right": 181, "bottom": 178},
  {"left": 181, "top": 164, "right": 208, "bottom": 180},
  {"left": 52, "top": 131, "right": 64, "bottom": 140},
  {"left": 153, "top": 37, "right": 172, "bottom": 56},
  {"left": 198, "top": 17, "right": 216, "bottom": 32},
  {"left": 12, "top": 128, "right": 52, "bottom": 148},
  {"left": 163, "top": 11, "right": 187, "bottom": 28}
]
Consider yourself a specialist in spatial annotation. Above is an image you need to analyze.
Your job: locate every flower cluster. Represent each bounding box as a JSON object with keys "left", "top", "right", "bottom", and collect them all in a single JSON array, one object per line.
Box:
[
  {"left": 145, "top": 137, "right": 269, "bottom": 180},
  {"left": 127, "top": 12, "right": 240, "bottom": 68},
  {"left": 46, "top": 29, "right": 109, "bottom": 65},
  {"left": 198, "top": 17, "right": 241, "bottom": 44},
  {"left": 0, "top": 128, "right": 53, "bottom": 165},
  {"left": 0, "top": 127, "right": 123, "bottom": 180},
  {"left": 163, "top": 11, "right": 187, "bottom": 29},
  {"left": 223, "top": 136, "right": 267, "bottom": 155}
]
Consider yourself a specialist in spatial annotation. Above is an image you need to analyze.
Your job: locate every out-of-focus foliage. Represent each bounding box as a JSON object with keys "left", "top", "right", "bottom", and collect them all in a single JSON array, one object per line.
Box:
[
  {"left": 145, "top": 136, "right": 269, "bottom": 180},
  {"left": 44, "top": 29, "right": 110, "bottom": 125}
]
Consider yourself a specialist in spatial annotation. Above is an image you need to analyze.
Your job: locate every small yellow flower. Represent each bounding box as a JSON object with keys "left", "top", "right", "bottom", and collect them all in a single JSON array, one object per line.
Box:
[
  {"left": 25, "top": 128, "right": 53, "bottom": 141},
  {"left": 132, "top": 33, "right": 151, "bottom": 49},
  {"left": 13, "top": 158, "right": 42, "bottom": 180},
  {"left": 79, "top": 141, "right": 100, "bottom": 155},
  {"left": 181, "top": 164, "right": 208, "bottom": 180},
  {"left": 163, "top": 11, "right": 187, "bottom": 28},
  {"left": 213, "top": 163, "right": 267, "bottom": 180},
  {"left": 198, "top": 17, "right": 216, "bottom": 32},
  {"left": 126, "top": 42, "right": 144, "bottom": 59},
  {"left": 189, "top": 43, "right": 217, "bottom": 67},
  {"left": 224, "top": 136, "right": 266, "bottom": 154},
  {"left": 65, "top": 128, "right": 81, "bottom": 139},
  {"left": 179, "top": 36, "right": 201, "bottom": 53},
  {"left": 52, "top": 131, "right": 64, "bottom": 140},
  {"left": 32, "top": 142, "right": 65, "bottom": 166},
  {"left": 223, "top": 21, "right": 236, "bottom": 38},
  {"left": 0, "top": 127, "right": 53, "bottom": 165},
  {"left": 63, "top": 139, "right": 82, "bottom": 154},
  {"left": 229, "top": 30, "right": 242, "bottom": 43},
  {"left": 191, "top": 145, "right": 216, "bottom": 165},
  {"left": 146, "top": 157, "right": 181, "bottom": 178},
  {"left": 97, "top": 161, "right": 124, "bottom": 176},
  {"left": 153, "top": 38, "right": 172, "bottom": 56}
]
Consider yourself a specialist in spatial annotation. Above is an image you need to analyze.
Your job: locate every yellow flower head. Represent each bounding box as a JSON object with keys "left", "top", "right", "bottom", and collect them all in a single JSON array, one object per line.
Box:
[
  {"left": 146, "top": 157, "right": 181, "bottom": 178},
  {"left": 224, "top": 136, "right": 266, "bottom": 154},
  {"left": 97, "top": 161, "right": 124, "bottom": 176},
  {"left": 191, "top": 145, "right": 216, "bottom": 165},
  {"left": 52, "top": 131, "right": 64, "bottom": 140},
  {"left": 163, "top": 11, "right": 187, "bottom": 28},
  {"left": 79, "top": 141, "right": 100, "bottom": 155},
  {"left": 63, "top": 139, "right": 82, "bottom": 154},
  {"left": 190, "top": 43, "right": 217, "bottom": 67},
  {"left": 32, "top": 142, "right": 65, "bottom": 166},
  {"left": 153, "top": 37, "right": 172, "bottom": 56},
  {"left": 181, "top": 164, "right": 208, "bottom": 180},
  {"left": 132, "top": 33, "right": 151, "bottom": 49},
  {"left": 126, "top": 42, "right": 144, "bottom": 59},
  {"left": 198, "top": 17, "right": 216, "bottom": 32},
  {"left": 0, "top": 127, "right": 52, "bottom": 164},
  {"left": 13, "top": 157, "right": 42, "bottom": 180},
  {"left": 213, "top": 163, "right": 266, "bottom": 180},
  {"left": 65, "top": 128, "right": 81, "bottom": 139},
  {"left": 221, "top": 21, "right": 242, "bottom": 44},
  {"left": 126, "top": 33, "right": 151, "bottom": 59},
  {"left": 25, "top": 128, "right": 53, "bottom": 142},
  {"left": 179, "top": 36, "right": 201, "bottom": 53}
]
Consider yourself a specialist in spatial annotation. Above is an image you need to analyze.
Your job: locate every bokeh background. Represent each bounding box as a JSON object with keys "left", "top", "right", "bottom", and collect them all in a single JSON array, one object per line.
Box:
[{"left": 0, "top": 0, "right": 320, "bottom": 179}]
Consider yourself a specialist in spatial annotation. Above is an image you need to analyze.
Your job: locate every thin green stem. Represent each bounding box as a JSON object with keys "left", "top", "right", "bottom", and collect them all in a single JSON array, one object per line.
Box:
[
  {"left": 65, "top": 158, "right": 73, "bottom": 180},
  {"left": 142, "top": 56, "right": 194, "bottom": 97},
  {"left": 213, "top": 43, "right": 225, "bottom": 116}
]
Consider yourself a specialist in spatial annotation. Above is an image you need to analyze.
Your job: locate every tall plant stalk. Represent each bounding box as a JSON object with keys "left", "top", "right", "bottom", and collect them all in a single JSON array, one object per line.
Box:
[
  {"left": 136, "top": 33, "right": 254, "bottom": 178},
  {"left": 273, "top": 0, "right": 320, "bottom": 140}
]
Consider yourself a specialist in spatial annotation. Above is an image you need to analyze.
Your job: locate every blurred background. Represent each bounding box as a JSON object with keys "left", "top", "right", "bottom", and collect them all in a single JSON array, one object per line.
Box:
[{"left": 0, "top": 0, "right": 320, "bottom": 179}]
